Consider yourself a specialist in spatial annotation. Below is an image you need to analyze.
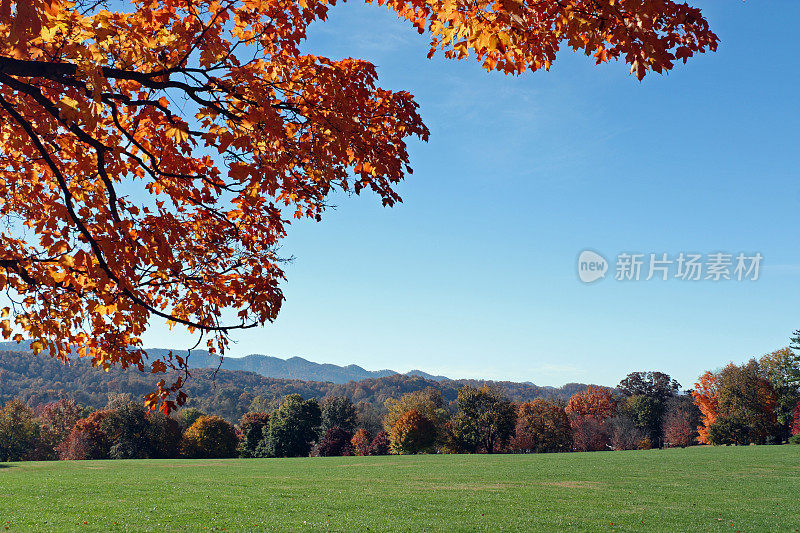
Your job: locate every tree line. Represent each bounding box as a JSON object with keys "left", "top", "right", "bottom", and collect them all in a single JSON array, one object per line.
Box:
[{"left": 3, "top": 332, "right": 798, "bottom": 461}]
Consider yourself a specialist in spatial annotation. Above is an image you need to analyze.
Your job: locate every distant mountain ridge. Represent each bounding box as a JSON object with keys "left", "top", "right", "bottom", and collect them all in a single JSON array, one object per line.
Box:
[
  {"left": 145, "top": 348, "right": 450, "bottom": 383},
  {"left": 0, "top": 342, "right": 449, "bottom": 384}
]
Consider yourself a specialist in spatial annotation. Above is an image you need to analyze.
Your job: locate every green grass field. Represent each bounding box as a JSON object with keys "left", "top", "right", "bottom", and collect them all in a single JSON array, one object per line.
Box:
[{"left": 1, "top": 445, "right": 798, "bottom": 532}]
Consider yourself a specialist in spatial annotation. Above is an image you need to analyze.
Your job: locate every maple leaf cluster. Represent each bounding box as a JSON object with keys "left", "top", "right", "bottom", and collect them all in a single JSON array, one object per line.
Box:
[{"left": 0, "top": 0, "right": 716, "bottom": 411}]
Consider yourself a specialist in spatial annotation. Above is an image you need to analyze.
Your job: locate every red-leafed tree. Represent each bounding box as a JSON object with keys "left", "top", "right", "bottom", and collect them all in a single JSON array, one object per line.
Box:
[
  {"left": 36, "top": 398, "right": 83, "bottom": 455},
  {"left": 0, "top": 1, "right": 717, "bottom": 411},
  {"left": 367, "top": 430, "right": 390, "bottom": 456},
  {"left": 60, "top": 409, "right": 115, "bottom": 460},
  {"left": 565, "top": 386, "right": 617, "bottom": 420},
  {"left": 315, "top": 426, "right": 352, "bottom": 457},
  {"left": 514, "top": 398, "right": 571, "bottom": 453},
  {"left": 350, "top": 428, "right": 371, "bottom": 456},
  {"left": 565, "top": 386, "right": 616, "bottom": 452}
]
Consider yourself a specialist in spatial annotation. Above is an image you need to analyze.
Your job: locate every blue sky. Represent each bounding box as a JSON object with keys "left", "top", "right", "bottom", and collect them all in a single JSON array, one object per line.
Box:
[{"left": 143, "top": 0, "right": 800, "bottom": 389}]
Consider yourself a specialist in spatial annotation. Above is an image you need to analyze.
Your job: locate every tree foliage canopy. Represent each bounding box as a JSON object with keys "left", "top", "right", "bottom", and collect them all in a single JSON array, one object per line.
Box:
[{"left": 0, "top": 0, "right": 717, "bottom": 410}]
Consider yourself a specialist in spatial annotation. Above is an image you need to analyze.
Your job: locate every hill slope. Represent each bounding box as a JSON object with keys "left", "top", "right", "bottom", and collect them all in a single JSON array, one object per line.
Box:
[{"left": 0, "top": 349, "right": 587, "bottom": 421}]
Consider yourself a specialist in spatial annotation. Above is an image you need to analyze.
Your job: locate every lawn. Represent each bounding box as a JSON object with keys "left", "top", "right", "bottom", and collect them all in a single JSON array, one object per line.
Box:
[{"left": 1, "top": 445, "right": 798, "bottom": 532}]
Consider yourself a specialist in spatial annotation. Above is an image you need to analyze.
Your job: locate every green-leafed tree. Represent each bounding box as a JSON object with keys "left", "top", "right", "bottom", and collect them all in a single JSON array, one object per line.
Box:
[
  {"left": 759, "top": 347, "right": 800, "bottom": 442},
  {"left": 617, "top": 372, "right": 680, "bottom": 403},
  {"left": 103, "top": 403, "right": 154, "bottom": 459},
  {"left": 320, "top": 396, "right": 358, "bottom": 436},
  {"left": 147, "top": 411, "right": 182, "bottom": 459},
  {"left": 617, "top": 371, "right": 679, "bottom": 448},
  {"left": 449, "top": 386, "right": 515, "bottom": 454},
  {"left": 791, "top": 330, "right": 800, "bottom": 354},
  {"left": 258, "top": 395, "right": 321, "bottom": 458},
  {"left": 622, "top": 395, "right": 664, "bottom": 448},
  {"left": 237, "top": 412, "right": 270, "bottom": 458},
  {"left": 0, "top": 399, "right": 42, "bottom": 462}
]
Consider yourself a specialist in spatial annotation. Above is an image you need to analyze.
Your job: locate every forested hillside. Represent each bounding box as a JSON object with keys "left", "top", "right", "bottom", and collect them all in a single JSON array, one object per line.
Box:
[{"left": 0, "top": 350, "right": 587, "bottom": 421}]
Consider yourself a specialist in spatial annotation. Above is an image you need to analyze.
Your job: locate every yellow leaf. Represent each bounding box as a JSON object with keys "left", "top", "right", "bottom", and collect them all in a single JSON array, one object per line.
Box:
[{"left": 166, "top": 125, "right": 189, "bottom": 143}]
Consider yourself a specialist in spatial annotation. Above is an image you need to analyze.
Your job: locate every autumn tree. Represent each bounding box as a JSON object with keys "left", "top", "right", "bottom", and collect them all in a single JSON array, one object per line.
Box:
[
  {"left": 513, "top": 398, "right": 571, "bottom": 453},
  {"left": 565, "top": 386, "right": 616, "bottom": 452},
  {"left": 350, "top": 428, "right": 371, "bottom": 456},
  {"left": 565, "top": 386, "right": 616, "bottom": 420},
  {"left": 36, "top": 397, "right": 82, "bottom": 456},
  {"left": 712, "top": 361, "right": 777, "bottom": 445},
  {"left": 695, "top": 361, "right": 778, "bottom": 446},
  {"left": 367, "top": 430, "right": 390, "bottom": 456},
  {"left": 315, "top": 426, "right": 352, "bottom": 456},
  {"left": 569, "top": 415, "right": 610, "bottom": 452},
  {"left": 692, "top": 371, "right": 718, "bottom": 445},
  {"left": 449, "top": 385, "right": 515, "bottom": 454},
  {"left": 389, "top": 409, "right": 436, "bottom": 454},
  {"left": 0, "top": 0, "right": 718, "bottom": 410},
  {"left": 383, "top": 388, "right": 448, "bottom": 438},
  {"left": 661, "top": 395, "right": 699, "bottom": 448},
  {"left": 180, "top": 415, "right": 238, "bottom": 458},
  {"left": 608, "top": 415, "right": 648, "bottom": 450},
  {"left": 60, "top": 409, "right": 115, "bottom": 459}
]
